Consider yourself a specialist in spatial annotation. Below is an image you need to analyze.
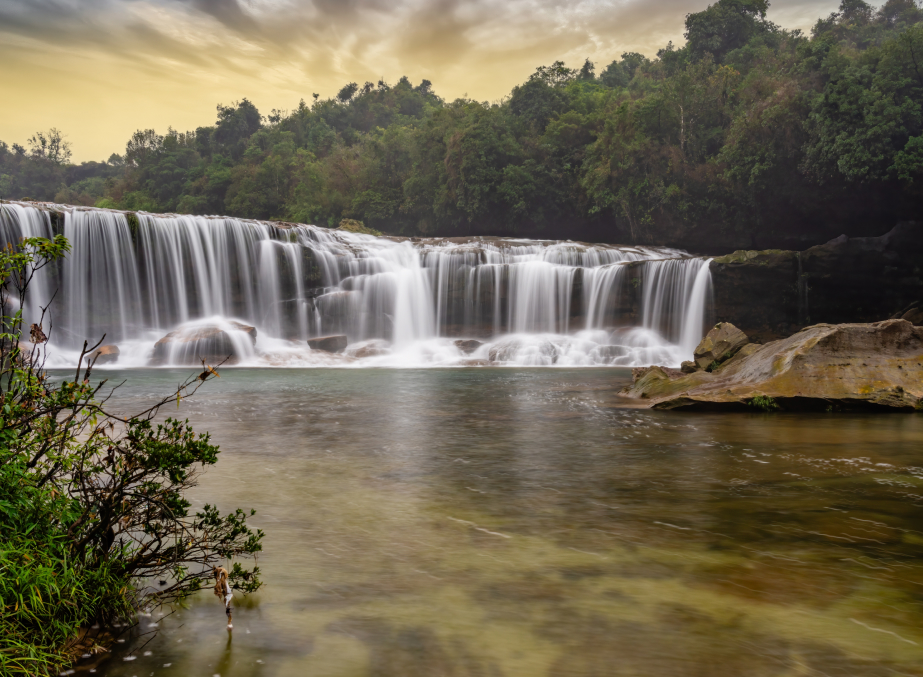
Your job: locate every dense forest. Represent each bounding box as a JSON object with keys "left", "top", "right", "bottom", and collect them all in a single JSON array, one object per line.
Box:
[{"left": 2, "top": 0, "right": 921, "bottom": 252}]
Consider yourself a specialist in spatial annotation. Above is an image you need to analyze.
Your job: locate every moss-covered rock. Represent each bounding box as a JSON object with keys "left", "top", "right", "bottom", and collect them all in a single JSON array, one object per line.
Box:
[
  {"left": 693, "top": 322, "right": 749, "bottom": 370},
  {"left": 337, "top": 219, "right": 382, "bottom": 237}
]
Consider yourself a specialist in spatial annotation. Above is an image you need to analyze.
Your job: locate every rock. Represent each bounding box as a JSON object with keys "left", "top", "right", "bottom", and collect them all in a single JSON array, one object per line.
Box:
[
  {"left": 353, "top": 346, "right": 387, "bottom": 358},
  {"left": 307, "top": 335, "right": 348, "bottom": 353},
  {"left": 693, "top": 322, "right": 749, "bottom": 370},
  {"left": 680, "top": 360, "right": 699, "bottom": 374},
  {"left": 714, "top": 342, "right": 760, "bottom": 371},
  {"left": 337, "top": 218, "right": 382, "bottom": 237},
  {"left": 348, "top": 339, "right": 390, "bottom": 358},
  {"left": 633, "top": 365, "right": 685, "bottom": 383},
  {"left": 709, "top": 222, "right": 923, "bottom": 341},
  {"left": 91, "top": 344, "right": 120, "bottom": 365},
  {"left": 488, "top": 338, "right": 558, "bottom": 365},
  {"left": 151, "top": 322, "right": 257, "bottom": 365},
  {"left": 594, "top": 345, "right": 630, "bottom": 360},
  {"left": 620, "top": 319, "right": 923, "bottom": 411},
  {"left": 454, "top": 339, "right": 483, "bottom": 354},
  {"left": 901, "top": 307, "right": 923, "bottom": 326}
]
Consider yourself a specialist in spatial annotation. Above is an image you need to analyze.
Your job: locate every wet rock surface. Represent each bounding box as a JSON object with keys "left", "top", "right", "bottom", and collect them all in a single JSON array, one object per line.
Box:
[
  {"left": 91, "top": 344, "right": 120, "bottom": 365},
  {"left": 151, "top": 322, "right": 257, "bottom": 365},
  {"left": 454, "top": 339, "right": 483, "bottom": 355},
  {"left": 347, "top": 340, "right": 390, "bottom": 358},
  {"left": 709, "top": 223, "right": 923, "bottom": 341},
  {"left": 307, "top": 335, "right": 348, "bottom": 353},
  {"left": 621, "top": 319, "right": 923, "bottom": 411}
]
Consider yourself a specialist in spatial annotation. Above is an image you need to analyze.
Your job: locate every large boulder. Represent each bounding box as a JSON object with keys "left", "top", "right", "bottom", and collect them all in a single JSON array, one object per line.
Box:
[
  {"left": 91, "top": 344, "right": 120, "bottom": 365},
  {"left": 901, "top": 307, "right": 923, "bottom": 326},
  {"left": 621, "top": 319, "right": 923, "bottom": 411},
  {"left": 454, "top": 339, "right": 483, "bottom": 355},
  {"left": 307, "top": 335, "right": 348, "bottom": 353},
  {"left": 693, "top": 322, "right": 749, "bottom": 370},
  {"left": 151, "top": 322, "right": 257, "bottom": 365}
]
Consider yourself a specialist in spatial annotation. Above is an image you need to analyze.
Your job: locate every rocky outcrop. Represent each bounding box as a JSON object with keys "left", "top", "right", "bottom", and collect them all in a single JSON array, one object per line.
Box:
[
  {"left": 151, "top": 322, "right": 257, "bottom": 365},
  {"left": 91, "top": 344, "right": 120, "bottom": 365},
  {"left": 692, "top": 322, "right": 749, "bottom": 370},
  {"left": 904, "top": 308, "right": 923, "bottom": 325},
  {"left": 307, "top": 335, "right": 348, "bottom": 353},
  {"left": 337, "top": 218, "right": 383, "bottom": 237},
  {"left": 620, "top": 319, "right": 923, "bottom": 411},
  {"left": 709, "top": 223, "right": 923, "bottom": 341},
  {"left": 892, "top": 300, "right": 923, "bottom": 326}
]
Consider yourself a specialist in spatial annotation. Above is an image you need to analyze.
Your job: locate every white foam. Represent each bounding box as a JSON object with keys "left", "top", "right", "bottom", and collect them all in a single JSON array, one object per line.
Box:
[{"left": 3, "top": 202, "right": 713, "bottom": 369}]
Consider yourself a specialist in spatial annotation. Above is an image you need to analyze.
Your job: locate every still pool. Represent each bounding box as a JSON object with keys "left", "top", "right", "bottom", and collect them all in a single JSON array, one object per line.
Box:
[{"left": 79, "top": 368, "right": 923, "bottom": 677}]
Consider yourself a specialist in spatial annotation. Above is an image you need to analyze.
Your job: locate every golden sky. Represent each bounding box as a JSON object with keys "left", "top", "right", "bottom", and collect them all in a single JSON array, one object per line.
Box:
[{"left": 0, "top": 0, "right": 843, "bottom": 162}]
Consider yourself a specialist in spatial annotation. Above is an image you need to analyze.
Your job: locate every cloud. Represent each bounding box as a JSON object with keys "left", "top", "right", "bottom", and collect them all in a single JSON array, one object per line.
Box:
[{"left": 0, "top": 0, "right": 845, "bottom": 160}]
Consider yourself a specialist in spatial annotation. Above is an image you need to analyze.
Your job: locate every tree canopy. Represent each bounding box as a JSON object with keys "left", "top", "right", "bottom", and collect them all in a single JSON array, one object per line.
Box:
[{"left": 3, "top": 0, "right": 922, "bottom": 252}]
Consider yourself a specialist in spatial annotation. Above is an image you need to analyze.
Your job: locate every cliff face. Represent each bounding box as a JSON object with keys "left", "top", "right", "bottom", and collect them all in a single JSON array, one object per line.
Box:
[{"left": 709, "top": 222, "right": 923, "bottom": 342}]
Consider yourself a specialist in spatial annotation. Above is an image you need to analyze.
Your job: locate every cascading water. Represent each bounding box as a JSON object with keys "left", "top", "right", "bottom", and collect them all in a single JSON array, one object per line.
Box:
[{"left": 1, "top": 202, "right": 713, "bottom": 368}]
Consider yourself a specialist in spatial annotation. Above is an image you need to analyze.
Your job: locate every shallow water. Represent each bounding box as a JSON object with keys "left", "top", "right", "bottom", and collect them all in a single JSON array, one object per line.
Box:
[{"left": 79, "top": 368, "right": 923, "bottom": 677}]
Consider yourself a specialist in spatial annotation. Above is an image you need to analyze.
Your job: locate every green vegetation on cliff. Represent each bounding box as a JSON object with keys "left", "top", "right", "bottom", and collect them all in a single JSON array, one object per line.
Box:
[{"left": 2, "top": 0, "right": 922, "bottom": 251}]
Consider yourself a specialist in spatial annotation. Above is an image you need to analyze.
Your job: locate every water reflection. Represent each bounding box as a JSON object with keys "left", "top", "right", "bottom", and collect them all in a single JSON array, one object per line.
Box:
[{"left": 80, "top": 369, "right": 923, "bottom": 676}]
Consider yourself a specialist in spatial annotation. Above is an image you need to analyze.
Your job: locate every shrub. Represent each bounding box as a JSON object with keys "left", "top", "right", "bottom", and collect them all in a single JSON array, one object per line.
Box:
[
  {"left": 0, "top": 212, "right": 264, "bottom": 674},
  {"left": 748, "top": 395, "right": 780, "bottom": 411}
]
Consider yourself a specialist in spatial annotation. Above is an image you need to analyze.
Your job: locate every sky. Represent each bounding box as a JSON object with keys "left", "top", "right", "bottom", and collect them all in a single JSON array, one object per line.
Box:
[{"left": 0, "top": 0, "right": 845, "bottom": 162}]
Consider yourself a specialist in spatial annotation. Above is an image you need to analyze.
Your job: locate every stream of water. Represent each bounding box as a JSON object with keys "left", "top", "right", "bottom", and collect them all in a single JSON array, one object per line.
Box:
[
  {"left": 75, "top": 368, "right": 923, "bottom": 677},
  {"left": 1, "top": 203, "right": 712, "bottom": 368}
]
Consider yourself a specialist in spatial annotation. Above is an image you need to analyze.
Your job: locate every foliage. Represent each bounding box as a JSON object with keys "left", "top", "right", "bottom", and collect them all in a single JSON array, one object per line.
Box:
[
  {"left": 0, "top": 220, "right": 264, "bottom": 674},
  {"left": 337, "top": 218, "right": 383, "bottom": 236},
  {"left": 749, "top": 394, "right": 781, "bottom": 411},
  {"left": 27, "top": 129, "right": 72, "bottom": 165},
  {"left": 1, "top": 0, "right": 922, "bottom": 251}
]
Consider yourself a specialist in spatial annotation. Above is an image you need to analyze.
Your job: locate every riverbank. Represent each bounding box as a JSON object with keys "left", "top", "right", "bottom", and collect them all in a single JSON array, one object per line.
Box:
[{"left": 621, "top": 319, "right": 923, "bottom": 411}]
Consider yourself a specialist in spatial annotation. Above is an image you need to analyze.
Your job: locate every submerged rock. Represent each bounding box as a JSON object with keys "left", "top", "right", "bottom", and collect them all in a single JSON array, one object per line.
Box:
[
  {"left": 91, "top": 344, "right": 120, "bottom": 365},
  {"left": 151, "top": 322, "right": 257, "bottom": 365},
  {"left": 621, "top": 319, "right": 923, "bottom": 411},
  {"left": 307, "top": 335, "right": 348, "bottom": 353},
  {"left": 693, "top": 322, "right": 749, "bottom": 370},
  {"left": 454, "top": 339, "right": 483, "bottom": 355},
  {"left": 488, "top": 338, "right": 559, "bottom": 365}
]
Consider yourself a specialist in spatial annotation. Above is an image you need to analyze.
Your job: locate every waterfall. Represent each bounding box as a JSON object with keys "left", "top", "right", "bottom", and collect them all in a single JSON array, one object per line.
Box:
[{"left": 0, "top": 202, "right": 714, "bottom": 368}]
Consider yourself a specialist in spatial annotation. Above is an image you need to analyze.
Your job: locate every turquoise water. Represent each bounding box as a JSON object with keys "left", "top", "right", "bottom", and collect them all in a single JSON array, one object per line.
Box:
[{"left": 77, "top": 368, "right": 923, "bottom": 677}]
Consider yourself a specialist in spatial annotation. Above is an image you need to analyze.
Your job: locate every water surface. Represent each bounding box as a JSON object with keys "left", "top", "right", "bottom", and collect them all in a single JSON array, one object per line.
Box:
[{"left": 84, "top": 368, "right": 923, "bottom": 677}]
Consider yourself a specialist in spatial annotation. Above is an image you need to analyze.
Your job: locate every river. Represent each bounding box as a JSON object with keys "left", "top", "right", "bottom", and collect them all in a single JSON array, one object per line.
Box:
[{"left": 77, "top": 368, "right": 923, "bottom": 677}]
